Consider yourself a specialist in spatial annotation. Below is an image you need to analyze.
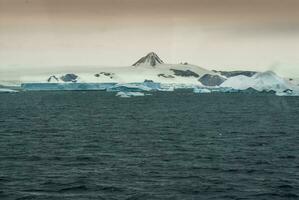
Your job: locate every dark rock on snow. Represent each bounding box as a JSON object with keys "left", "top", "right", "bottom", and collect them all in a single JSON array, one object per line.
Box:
[
  {"left": 158, "top": 74, "right": 175, "bottom": 78},
  {"left": 213, "top": 70, "right": 257, "bottom": 78},
  {"left": 95, "top": 72, "right": 114, "bottom": 79},
  {"left": 60, "top": 74, "right": 78, "bottom": 82},
  {"left": 198, "top": 74, "right": 226, "bottom": 86},
  {"left": 47, "top": 75, "right": 59, "bottom": 82},
  {"left": 170, "top": 69, "right": 199, "bottom": 78}
]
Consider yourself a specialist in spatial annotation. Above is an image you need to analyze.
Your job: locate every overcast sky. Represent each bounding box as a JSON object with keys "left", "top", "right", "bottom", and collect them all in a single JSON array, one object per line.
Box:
[{"left": 1, "top": 0, "right": 299, "bottom": 79}]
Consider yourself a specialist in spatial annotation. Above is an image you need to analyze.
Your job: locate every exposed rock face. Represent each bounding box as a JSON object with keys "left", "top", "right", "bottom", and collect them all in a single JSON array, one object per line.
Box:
[
  {"left": 198, "top": 74, "right": 226, "bottom": 86},
  {"left": 47, "top": 75, "right": 59, "bottom": 82},
  {"left": 170, "top": 69, "right": 199, "bottom": 78},
  {"left": 133, "top": 52, "right": 164, "bottom": 67},
  {"left": 60, "top": 74, "right": 78, "bottom": 82},
  {"left": 95, "top": 72, "right": 114, "bottom": 79},
  {"left": 144, "top": 79, "right": 154, "bottom": 83},
  {"left": 158, "top": 74, "right": 175, "bottom": 78},
  {"left": 100, "top": 72, "right": 114, "bottom": 77},
  {"left": 213, "top": 70, "right": 257, "bottom": 78}
]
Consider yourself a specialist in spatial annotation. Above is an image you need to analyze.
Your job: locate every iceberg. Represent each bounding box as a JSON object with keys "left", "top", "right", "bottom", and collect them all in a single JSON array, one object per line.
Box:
[
  {"left": 159, "top": 84, "right": 175, "bottom": 91},
  {"left": 221, "top": 71, "right": 294, "bottom": 93},
  {"left": 107, "top": 81, "right": 163, "bottom": 92},
  {"left": 142, "top": 80, "right": 162, "bottom": 90}
]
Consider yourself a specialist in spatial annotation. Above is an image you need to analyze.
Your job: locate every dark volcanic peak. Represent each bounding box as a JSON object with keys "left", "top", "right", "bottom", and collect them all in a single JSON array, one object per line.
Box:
[{"left": 133, "top": 52, "right": 164, "bottom": 67}]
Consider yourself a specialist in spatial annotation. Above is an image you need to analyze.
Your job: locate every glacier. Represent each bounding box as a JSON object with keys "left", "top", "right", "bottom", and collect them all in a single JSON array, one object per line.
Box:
[
  {"left": 221, "top": 71, "right": 290, "bottom": 92},
  {"left": 221, "top": 71, "right": 299, "bottom": 96},
  {"left": 193, "top": 88, "right": 211, "bottom": 94},
  {"left": 21, "top": 83, "right": 117, "bottom": 91},
  {"left": 20, "top": 77, "right": 299, "bottom": 96}
]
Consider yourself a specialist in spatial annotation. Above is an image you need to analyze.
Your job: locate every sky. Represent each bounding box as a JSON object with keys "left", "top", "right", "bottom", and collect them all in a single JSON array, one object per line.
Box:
[{"left": 1, "top": 0, "right": 299, "bottom": 80}]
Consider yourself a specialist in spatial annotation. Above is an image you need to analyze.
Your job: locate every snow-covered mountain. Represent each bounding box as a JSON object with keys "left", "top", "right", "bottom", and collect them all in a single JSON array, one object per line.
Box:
[
  {"left": 25, "top": 52, "right": 217, "bottom": 85},
  {"left": 14, "top": 52, "right": 299, "bottom": 96}
]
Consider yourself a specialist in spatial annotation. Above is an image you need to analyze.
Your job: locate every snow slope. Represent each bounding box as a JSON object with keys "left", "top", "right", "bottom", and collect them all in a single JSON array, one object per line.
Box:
[{"left": 21, "top": 54, "right": 215, "bottom": 85}]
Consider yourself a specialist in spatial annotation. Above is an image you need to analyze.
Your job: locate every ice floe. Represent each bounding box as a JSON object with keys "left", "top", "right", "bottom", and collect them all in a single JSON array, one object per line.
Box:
[{"left": 116, "top": 92, "right": 147, "bottom": 98}]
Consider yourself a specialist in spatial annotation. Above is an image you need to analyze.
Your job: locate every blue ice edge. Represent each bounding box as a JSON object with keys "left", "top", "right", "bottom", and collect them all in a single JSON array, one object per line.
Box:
[
  {"left": 21, "top": 82, "right": 162, "bottom": 92},
  {"left": 20, "top": 82, "right": 296, "bottom": 97}
]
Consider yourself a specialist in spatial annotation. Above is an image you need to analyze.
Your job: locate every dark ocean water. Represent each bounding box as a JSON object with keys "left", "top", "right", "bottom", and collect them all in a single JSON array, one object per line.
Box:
[{"left": 0, "top": 91, "right": 299, "bottom": 200}]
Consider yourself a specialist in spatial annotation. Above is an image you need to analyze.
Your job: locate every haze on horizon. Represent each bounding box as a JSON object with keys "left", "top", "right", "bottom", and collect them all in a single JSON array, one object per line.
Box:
[{"left": 1, "top": 0, "right": 299, "bottom": 80}]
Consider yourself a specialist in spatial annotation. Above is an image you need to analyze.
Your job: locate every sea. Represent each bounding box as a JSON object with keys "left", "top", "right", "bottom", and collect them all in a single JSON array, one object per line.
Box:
[{"left": 0, "top": 91, "right": 298, "bottom": 200}]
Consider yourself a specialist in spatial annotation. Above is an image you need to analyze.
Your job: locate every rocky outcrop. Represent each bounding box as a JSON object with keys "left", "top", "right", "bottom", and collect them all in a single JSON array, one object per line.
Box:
[
  {"left": 144, "top": 79, "right": 154, "bottom": 83},
  {"left": 95, "top": 72, "right": 114, "bottom": 79},
  {"left": 60, "top": 74, "right": 78, "bottom": 82},
  {"left": 47, "top": 75, "right": 59, "bottom": 83},
  {"left": 158, "top": 74, "right": 175, "bottom": 78},
  {"left": 198, "top": 74, "right": 226, "bottom": 86}
]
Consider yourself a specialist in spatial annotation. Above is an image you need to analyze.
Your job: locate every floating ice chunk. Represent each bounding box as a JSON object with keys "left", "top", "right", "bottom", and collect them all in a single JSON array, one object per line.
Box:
[
  {"left": 193, "top": 88, "right": 211, "bottom": 93},
  {"left": 116, "top": 91, "right": 146, "bottom": 98},
  {"left": 159, "top": 84, "right": 175, "bottom": 91},
  {"left": 107, "top": 83, "right": 153, "bottom": 92},
  {"left": 142, "top": 80, "right": 162, "bottom": 90},
  {"left": 169, "top": 83, "right": 201, "bottom": 90},
  {"left": 209, "top": 87, "right": 239, "bottom": 93},
  {"left": 0, "top": 88, "right": 18, "bottom": 93},
  {"left": 276, "top": 89, "right": 299, "bottom": 96}
]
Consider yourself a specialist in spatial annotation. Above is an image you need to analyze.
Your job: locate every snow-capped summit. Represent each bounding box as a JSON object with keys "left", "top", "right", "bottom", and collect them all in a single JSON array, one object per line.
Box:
[{"left": 132, "top": 52, "right": 164, "bottom": 67}]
